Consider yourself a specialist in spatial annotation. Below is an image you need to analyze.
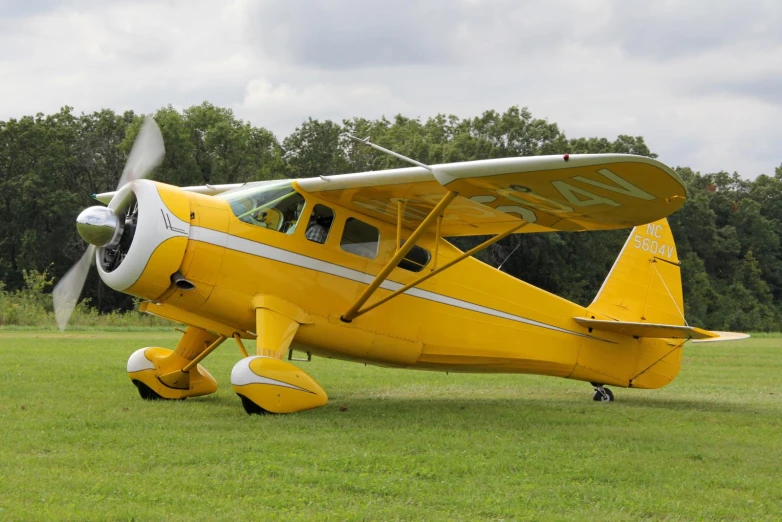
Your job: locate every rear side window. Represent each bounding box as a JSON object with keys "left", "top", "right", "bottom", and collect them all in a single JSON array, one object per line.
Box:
[
  {"left": 340, "top": 218, "right": 379, "bottom": 259},
  {"left": 305, "top": 204, "right": 335, "bottom": 244},
  {"left": 398, "top": 244, "right": 431, "bottom": 272}
]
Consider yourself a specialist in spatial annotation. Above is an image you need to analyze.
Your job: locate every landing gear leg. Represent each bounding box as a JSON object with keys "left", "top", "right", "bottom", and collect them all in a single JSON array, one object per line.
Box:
[
  {"left": 231, "top": 300, "right": 327, "bottom": 414},
  {"left": 591, "top": 383, "right": 615, "bottom": 402},
  {"left": 127, "top": 326, "right": 222, "bottom": 400}
]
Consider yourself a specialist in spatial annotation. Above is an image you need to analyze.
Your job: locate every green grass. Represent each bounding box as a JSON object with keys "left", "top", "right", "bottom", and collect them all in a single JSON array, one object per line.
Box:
[{"left": 1, "top": 331, "right": 780, "bottom": 521}]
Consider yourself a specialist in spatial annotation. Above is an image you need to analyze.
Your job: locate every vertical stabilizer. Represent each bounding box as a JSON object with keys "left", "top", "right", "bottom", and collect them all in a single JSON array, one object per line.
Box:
[{"left": 589, "top": 219, "right": 685, "bottom": 326}]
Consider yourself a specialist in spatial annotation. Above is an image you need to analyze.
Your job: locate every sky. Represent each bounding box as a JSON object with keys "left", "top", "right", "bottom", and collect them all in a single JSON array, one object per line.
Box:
[{"left": 1, "top": 0, "right": 780, "bottom": 179}]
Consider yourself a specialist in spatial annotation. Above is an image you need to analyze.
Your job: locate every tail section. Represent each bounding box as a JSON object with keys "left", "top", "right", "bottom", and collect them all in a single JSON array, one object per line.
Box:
[
  {"left": 589, "top": 219, "right": 685, "bottom": 326},
  {"left": 572, "top": 219, "right": 691, "bottom": 389},
  {"left": 574, "top": 218, "right": 747, "bottom": 390}
]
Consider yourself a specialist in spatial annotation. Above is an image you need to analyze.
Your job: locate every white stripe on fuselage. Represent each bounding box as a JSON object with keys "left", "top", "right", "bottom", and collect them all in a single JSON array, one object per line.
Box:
[{"left": 190, "top": 226, "right": 608, "bottom": 342}]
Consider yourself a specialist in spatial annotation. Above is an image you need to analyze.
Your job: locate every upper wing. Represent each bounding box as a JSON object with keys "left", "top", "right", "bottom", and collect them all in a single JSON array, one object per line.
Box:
[
  {"left": 297, "top": 154, "right": 687, "bottom": 236},
  {"left": 95, "top": 154, "right": 686, "bottom": 236}
]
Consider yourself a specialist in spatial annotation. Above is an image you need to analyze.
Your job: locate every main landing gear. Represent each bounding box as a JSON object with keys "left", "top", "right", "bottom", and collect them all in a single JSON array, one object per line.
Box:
[
  {"left": 591, "top": 383, "right": 615, "bottom": 402},
  {"left": 127, "top": 326, "right": 222, "bottom": 400},
  {"left": 230, "top": 302, "right": 327, "bottom": 414},
  {"left": 127, "top": 297, "right": 328, "bottom": 415}
]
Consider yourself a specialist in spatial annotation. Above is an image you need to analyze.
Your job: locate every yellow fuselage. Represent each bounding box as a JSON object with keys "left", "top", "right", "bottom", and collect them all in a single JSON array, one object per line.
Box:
[{"left": 145, "top": 183, "right": 681, "bottom": 390}]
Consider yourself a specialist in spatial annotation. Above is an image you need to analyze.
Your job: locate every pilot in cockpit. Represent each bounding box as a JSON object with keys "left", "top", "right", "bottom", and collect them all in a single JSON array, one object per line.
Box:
[
  {"left": 282, "top": 201, "right": 305, "bottom": 234},
  {"left": 304, "top": 204, "right": 334, "bottom": 244}
]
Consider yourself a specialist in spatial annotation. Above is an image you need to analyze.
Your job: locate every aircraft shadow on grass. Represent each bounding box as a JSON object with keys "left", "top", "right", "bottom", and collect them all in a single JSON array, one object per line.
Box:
[{"left": 178, "top": 392, "right": 768, "bottom": 421}]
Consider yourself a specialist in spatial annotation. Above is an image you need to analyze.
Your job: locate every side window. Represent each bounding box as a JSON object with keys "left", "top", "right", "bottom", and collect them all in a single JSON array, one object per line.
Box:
[
  {"left": 397, "top": 243, "right": 431, "bottom": 272},
  {"left": 305, "top": 204, "right": 334, "bottom": 244},
  {"left": 340, "top": 218, "right": 379, "bottom": 259}
]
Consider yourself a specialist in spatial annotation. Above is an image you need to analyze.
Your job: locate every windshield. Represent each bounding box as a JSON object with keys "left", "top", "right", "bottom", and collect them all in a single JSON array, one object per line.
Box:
[{"left": 217, "top": 181, "right": 306, "bottom": 233}]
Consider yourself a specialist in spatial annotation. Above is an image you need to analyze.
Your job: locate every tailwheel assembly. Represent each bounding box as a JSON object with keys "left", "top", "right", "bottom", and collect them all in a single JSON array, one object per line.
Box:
[{"left": 591, "top": 383, "right": 615, "bottom": 402}]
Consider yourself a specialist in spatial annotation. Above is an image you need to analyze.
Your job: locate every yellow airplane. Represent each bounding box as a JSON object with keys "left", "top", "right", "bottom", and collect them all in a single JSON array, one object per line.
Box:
[{"left": 53, "top": 118, "right": 747, "bottom": 414}]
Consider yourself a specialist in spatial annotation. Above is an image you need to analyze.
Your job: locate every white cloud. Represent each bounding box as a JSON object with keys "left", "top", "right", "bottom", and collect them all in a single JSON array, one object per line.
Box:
[
  {"left": 0, "top": 0, "right": 256, "bottom": 115},
  {"left": 238, "top": 78, "right": 410, "bottom": 133},
  {"left": 0, "top": 0, "right": 780, "bottom": 177}
]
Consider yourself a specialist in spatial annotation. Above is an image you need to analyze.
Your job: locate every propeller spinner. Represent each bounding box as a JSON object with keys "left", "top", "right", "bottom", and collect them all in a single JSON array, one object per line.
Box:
[
  {"left": 76, "top": 206, "right": 124, "bottom": 248},
  {"left": 53, "top": 116, "right": 165, "bottom": 331}
]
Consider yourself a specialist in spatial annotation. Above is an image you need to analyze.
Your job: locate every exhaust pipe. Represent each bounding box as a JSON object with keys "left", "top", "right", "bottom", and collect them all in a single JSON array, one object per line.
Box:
[{"left": 171, "top": 272, "right": 195, "bottom": 291}]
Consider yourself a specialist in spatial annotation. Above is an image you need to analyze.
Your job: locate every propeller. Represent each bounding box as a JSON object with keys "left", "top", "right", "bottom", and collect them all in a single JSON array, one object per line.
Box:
[
  {"left": 52, "top": 116, "right": 165, "bottom": 331},
  {"left": 53, "top": 246, "right": 95, "bottom": 331}
]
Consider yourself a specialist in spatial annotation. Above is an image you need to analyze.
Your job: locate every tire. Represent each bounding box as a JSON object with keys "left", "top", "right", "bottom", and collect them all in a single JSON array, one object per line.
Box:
[
  {"left": 592, "top": 387, "right": 615, "bottom": 402},
  {"left": 132, "top": 379, "right": 165, "bottom": 401},
  {"left": 238, "top": 394, "right": 271, "bottom": 415}
]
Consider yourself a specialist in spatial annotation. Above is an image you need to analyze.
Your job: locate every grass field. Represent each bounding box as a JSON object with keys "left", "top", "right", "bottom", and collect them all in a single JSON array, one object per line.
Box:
[{"left": 1, "top": 331, "right": 780, "bottom": 521}]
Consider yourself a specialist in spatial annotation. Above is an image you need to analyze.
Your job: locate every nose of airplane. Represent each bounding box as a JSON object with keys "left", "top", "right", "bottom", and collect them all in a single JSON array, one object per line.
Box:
[{"left": 96, "top": 180, "right": 192, "bottom": 301}]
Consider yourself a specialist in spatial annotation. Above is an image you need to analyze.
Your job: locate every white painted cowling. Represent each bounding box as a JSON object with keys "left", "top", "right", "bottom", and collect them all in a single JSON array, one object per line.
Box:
[{"left": 96, "top": 180, "right": 190, "bottom": 295}]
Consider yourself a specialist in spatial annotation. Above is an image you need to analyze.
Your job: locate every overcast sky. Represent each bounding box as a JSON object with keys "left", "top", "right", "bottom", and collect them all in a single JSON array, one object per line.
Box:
[{"left": 1, "top": 0, "right": 780, "bottom": 178}]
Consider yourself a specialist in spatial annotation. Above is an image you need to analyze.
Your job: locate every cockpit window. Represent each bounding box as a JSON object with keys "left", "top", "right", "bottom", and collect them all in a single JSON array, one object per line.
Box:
[{"left": 218, "top": 181, "right": 305, "bottom": 234}]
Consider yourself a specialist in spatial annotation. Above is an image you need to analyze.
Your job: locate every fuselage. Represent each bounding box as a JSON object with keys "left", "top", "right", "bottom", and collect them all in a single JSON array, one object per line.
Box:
[
  {"left": 156, "top": 181, "right": 677, "bottom": 389},
  {"left": 113, "top": 180, "right": 682, "bottom": 390}
]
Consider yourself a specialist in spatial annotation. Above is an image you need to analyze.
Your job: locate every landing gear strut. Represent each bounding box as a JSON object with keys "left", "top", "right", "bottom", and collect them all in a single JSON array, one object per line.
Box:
[
  {"left": 591, "top": 383, "right": 615, "bottom": 402},
  {"left": 126, "top": 326, "right": 221, "bottom": 400},
  {"left": 230, "top": 300, "right": 328, "bottom": 414}
]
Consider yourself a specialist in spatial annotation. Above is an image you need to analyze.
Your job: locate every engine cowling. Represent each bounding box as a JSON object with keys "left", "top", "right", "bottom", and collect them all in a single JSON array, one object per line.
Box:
[{"left": 96, "top": 180, "right": 191, "bottom": 301}]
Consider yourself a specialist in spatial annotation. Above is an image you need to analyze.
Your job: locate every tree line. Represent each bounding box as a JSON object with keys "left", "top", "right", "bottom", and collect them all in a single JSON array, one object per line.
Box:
[{"left": 1, "top": 103, "right": 780, "bottom": 330}]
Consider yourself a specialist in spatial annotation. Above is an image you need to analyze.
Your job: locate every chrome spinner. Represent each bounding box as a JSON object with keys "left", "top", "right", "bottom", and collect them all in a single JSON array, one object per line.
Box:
[{"left": 76, "top": 206, "right": 124, "bottom": 248}]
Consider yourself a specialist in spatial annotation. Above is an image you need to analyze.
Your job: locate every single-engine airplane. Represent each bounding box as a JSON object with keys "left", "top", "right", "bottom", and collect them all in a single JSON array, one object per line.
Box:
[{"left": 53, "top": 117, "right": 747, "bottom": 414}]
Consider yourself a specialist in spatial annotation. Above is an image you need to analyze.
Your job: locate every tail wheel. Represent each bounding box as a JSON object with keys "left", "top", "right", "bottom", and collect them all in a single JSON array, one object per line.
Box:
[{"left": 592, "top": 386, "right": 615, "bottom": 402}]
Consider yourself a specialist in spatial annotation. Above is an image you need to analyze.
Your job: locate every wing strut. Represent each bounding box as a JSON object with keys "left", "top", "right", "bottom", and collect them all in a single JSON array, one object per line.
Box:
[
  {"left": 340, "top": 134, "right": 533, "bottom": 321},
  {"left": 396, "top": 199, "right": 406, "bottom": 252},
  {"left": 346, "top": 220, "right": 528, "bottom": 320},
  {"left": 341, "top": 133, "right": 463, "bottom": 323},
  {"left": 341, "top": 190, "right": 458, "bottom": 322}
]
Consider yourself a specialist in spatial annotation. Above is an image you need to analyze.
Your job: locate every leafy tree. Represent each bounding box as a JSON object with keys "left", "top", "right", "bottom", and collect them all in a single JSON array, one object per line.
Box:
[
  {"left": 150, "top": 103, "right": 283, "bottom": 186},
  {"left": 283, "top": 118, "right": 348, "bottom": 178},
  {"left": 679, "top": 252, "right": 718, "bottom": 328},
  {"left": 0, "top": 104, "right": 779, "bottom": 329}
]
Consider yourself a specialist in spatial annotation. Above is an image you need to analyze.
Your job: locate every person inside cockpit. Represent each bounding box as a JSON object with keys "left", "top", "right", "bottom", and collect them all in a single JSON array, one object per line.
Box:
[
  {"left": 282, "top": 201, "right": 305, "bottom": 234},
  {"left": 305, "top": 204, "right": 335, "bottom": 244},
  {"left": 219, "top": 181, "right": 306, "bottom": 234}
]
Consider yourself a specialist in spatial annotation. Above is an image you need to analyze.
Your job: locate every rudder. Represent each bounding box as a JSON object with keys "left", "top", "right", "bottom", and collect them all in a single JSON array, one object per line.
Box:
[{"left": 589, "top": 218, "right": 685, "bottom": 326}]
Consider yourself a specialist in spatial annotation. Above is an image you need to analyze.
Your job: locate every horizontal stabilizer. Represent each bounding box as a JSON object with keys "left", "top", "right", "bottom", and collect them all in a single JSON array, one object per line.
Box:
[
  {"left": 574, "top": 318, "right": 718, "bottom": 340},
  {"left": 690, "top": 331, "right": 751, "bottom": 343}
]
